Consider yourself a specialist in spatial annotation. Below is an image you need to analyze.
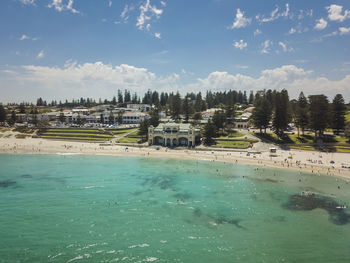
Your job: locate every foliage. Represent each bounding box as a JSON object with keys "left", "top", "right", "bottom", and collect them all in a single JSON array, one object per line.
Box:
[
  {"left": 308, "top": 95, "right": 329, "bottom": 138},
  {"left": 345, "top": 122, "right": 350, "bottom": 141},
  {"left": 0, "top": 104, "right": 6, "bottom": 123},
  {"left": 294, "top": 92, "right": 309, "bottom": 136},
  {"left": 252, "top": 96, "right": 272, "bottom": 133},
  {"left": 203, "top": 120, "right": 216, "bottom": 145},
  {"left": 331, "top": 94, "right": 346, "bottom": 134},
  {"left": 212, "top": 110, "right": 226, "bottom": 132},
  {"left": 272, "top": 89, "right": 291, "bottom": 136}
]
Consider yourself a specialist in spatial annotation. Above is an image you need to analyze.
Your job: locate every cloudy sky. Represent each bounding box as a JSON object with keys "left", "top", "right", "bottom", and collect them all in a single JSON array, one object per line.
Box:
[{"left": 1, "top": 0, "right": 350, "bottom": 103}]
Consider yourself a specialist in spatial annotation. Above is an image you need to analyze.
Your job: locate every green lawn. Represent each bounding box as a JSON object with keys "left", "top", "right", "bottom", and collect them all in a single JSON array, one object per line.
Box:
[
  {"left": 345, "top": 111, "right": 350, "bottom": 122},
  {"left": 227, "top": 130, "right": 244, "bottom": 138},
  {"left": 213, "top": 140, "right": 250, "bottom": 149},
  {"left": 127, "top": 129, "right": 140, "bottom": 136},
  {"left": 118, "top": 137, "right": 141, "bottom": 143},
  {"left": 111, "top": 128, "right": 136, "bottom": 134},
  {"left": 47, "top": 129, "right": 99, "bottom": 132},
  {"left": 41, "top": 135, "right": 110, "bottom": 141},
  {"left": 43, "top": 132, "right": 113, "bottom": 138}
]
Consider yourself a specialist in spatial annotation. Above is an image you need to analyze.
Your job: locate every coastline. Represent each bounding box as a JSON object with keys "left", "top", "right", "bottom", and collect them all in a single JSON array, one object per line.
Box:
[{"left": 1, "top": 137, "right": 350, "bottom": 180}]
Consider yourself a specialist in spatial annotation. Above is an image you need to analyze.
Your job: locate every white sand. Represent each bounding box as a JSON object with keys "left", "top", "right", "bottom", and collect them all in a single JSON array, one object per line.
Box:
[{"left": 1, "top": 136, "right": 350, "bottom": 179}]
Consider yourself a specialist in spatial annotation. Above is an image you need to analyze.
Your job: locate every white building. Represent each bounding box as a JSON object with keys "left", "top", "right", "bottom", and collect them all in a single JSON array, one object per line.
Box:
[
  {"left": 148, "top": 123, "right": 200, "bottom": 147},
  {"left": 122, "top": 112, "right": 149, "bottom": 124}
]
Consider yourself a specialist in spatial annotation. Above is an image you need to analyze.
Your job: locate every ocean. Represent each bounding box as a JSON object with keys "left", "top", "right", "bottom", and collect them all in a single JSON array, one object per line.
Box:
[{"left": 0, "top": 153, "right": 350, "bottom": 263}]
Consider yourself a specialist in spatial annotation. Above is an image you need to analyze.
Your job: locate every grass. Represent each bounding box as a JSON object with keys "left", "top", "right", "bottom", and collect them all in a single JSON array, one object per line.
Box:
[
  {"left": 345, "top": 111, "right": 350, "bottom": 122},
  {"left": 15, "top": 134, "right": 30, "bottom": 139},
  {"left": 127, "top": 129, "right": 140, "bottom": 136},
  {"left": 227, "top": 130, "right": 244, "bottom": 138},
  {"left": 213, "top": 140, "right": 250, "bottom": 149},
  {"left": 13, "top": 126, "right": 35, "bottom": 134},
  {"left": 43, "top": 132, "right": 113, "bottom": 138},
  {"left": 41, "top": 135, "right": 109, "bottom": 141},
  {"left": 47, "top": 129, "right": 100, "bottom": 132},
  {"left": 118, "top": 137, "right": 141, "bottom": 143},
  {"left": 111, "top": 128, "right": 135, "bottom": 134}
]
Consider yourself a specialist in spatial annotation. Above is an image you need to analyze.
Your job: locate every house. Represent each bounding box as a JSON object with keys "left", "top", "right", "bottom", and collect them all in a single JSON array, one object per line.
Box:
[
  {"left": 122, "top": 112, "right": 149, "bottom": 124},
  {"left": 148, "top": 123, "right": 200, "bottom": 147},
  {"left": 127, "top": 104, "right": 151, "bottom": 111},
  {"left": 234, "top": 112, "right": 252, "bottom": 129}
]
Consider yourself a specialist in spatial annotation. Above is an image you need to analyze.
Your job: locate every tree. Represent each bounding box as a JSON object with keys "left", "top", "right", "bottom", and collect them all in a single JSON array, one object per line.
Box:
[
  {"left": 212, "top": 110, "right": 226, "bottom": 134},
  {"left": 345, "top": 122, "right": 350, "bottom": 142},
  {"left": 36, "top": 97, "right": 44, "bottom": 106},
  {"left": 252, "top": 97, "right": 272, "bottom": 133},
  {"left": 31, "top": 113, "right": 38, "bottom": 126},
  {"left": 108, "top": 111, "right": 114, "bottom": 124},
  {"left": 19, "top": 103, "right": 26, "bottom": 114},
  {"left": 331, "top": 94, "right": 346, "bottom": 134},
  {"left": 308, "top": 95, "right": 329, "bottom": 139},
  {"left": 194, "top": 92, "right": 203, "bottom": 112},
  {"left": 117, "top": 111, "right": 124, "bottom": 125},
  {"left": 77, "top": 114, "right": 85, "bottom": 126},
  {"left": 8, "top": 111, "right": 17, "bottom": 126},
  {"left": 111, "top": 96, "right": 117, "bottom": 105},
  {"left": 0, "top": 104, "right": 6, "bottom": 123},
  {"left": 124, "top": 90, "right": 131, "bottom": 103},
  {"left": 248, "top": 91, "right": 254, "bottom": 104},
  {"left": 118, "top": 90, "right": 124, "bottom": 104},
  {"left": 139, "top": 119, "right": 150, "bottom": 140},
  {"left": 295, "top": 92, "right": 309, "bottom": 136},
  {"left": 59, "top": 112, "right": 65, "bottom": 123},
  {"left": 203, "top": 120, "right": 216, "bottom": 145},
  {"left": 182, "top": 97, "right": 191, "bottom": 123},
  {"left": 170, "top": 92, "right": 181, "bottom": 120},
  {"left": 149, "top": 108, "right": 160, "bottom": 127},
  {"left": 272, "top": 89, "right": 291, "bottom": 136}
]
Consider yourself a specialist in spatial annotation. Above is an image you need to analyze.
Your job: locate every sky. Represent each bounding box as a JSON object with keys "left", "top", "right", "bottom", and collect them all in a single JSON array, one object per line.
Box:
[{"left": 1, "top": 0, "right": 350, "bottom": 103}]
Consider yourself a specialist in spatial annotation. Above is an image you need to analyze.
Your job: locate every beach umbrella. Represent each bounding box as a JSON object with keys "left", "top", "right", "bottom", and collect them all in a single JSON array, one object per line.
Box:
[{"left": 330, "top": 160, "right": 335, "bottom": 164}]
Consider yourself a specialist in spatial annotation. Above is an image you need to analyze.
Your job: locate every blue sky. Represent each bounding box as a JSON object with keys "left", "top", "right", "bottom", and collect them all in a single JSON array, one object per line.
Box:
[{"left": 1, "top": 0, "right": 350, "bottom": 103}]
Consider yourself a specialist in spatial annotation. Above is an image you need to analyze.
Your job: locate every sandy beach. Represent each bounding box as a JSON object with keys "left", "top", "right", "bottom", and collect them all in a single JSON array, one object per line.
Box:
[{"left": 1, "top": 136, "right": 350, "bottom": 181}]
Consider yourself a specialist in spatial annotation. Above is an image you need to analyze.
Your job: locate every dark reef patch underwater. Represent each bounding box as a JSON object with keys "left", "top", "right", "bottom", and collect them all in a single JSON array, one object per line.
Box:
[{"left": 283, "top": 193, "right": 350, "bottom": 225}]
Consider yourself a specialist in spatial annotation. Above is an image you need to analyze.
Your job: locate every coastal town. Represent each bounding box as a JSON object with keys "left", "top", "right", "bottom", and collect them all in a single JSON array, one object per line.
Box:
[{"left": 1, "top": 89, "right": 350, "bottom": 178}]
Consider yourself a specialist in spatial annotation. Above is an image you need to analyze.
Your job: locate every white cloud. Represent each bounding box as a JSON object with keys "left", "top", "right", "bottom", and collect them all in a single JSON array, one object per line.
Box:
[
  {"left": 339, "top": 27, "right": 350, "bottom": 35},
  {"left": 2, "top": 63, "right": 350, "bottom": 102},
  {"left": 136, "top": 0, "right": 163, "bottom": 31},
  {"left": 257, "top": 4, "right": 290, "bottom": 23},
  {"left": 108, "top": 0, "right": 112, "bottom": 7},
  {"left": 278, "top": 41, "right": 293, "bottom": 52},
  {"left": 19, "top": 0, "right": 35, "bottom": 5},
  {"left": 288, "top": 28, "right": 296, "bottom": 34},
  {"left": 0, "top": 62, "right": 181, "bottom": 101},
  {"left": 48, "top": 0, "right": 80, "bottom": 14},
  {"left": 298, "top": 9, "right": 313, "bottom": 20},
  {"left": 160, "top": 1, "right": 166, "bottom": 7},
  {"left": 19, "top": 34, "right": 38, "bottom": 41},
  {"left": 314, "top": 18, "right": 327, "bottom": 30},
  {"left": 233, "top": 40, "right": 247, "bottom": 50},
  {"left": 36, "top": 50, "right": 45, "bottom": 59},
  {"left": 327, "top": 4, "right": 350, "bottom": 22},
  {"left": 117, "top": 4, "right": 134, "bottom": 23},
  {"left": 254, "top": 29, "right": 262, "bottom": 36},
  {"left": 236, "top": 65, "right": 249, "bottom": 69},
  {"left": 154, "top": 32, "right": 161, "bottom": 39},
  {"left": 261, "top": 40, "right": 272, "bottom": 54},
  {"left": 187, "top": 65, "right": 350, "bottom": 100},
  {"left": 229, "top": 8, "right": 251, "bottom": 29}
]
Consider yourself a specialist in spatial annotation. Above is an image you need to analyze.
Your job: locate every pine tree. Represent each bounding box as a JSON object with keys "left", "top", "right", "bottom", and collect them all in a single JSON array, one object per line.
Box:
[
  {"left": 182, "top": 97, "right": 191, "bottom": 123},
  {"left": 203, "top": 120, "right": 216, "bottom": 145},
  {"left": 0, "top": 104, "right": 6, "bottom": 123},
  {"left": 308, "top": 95, "right": 329, "bottom": 139},
  {"left": 272, "top": 89, "right": 291, "bottom": 136},
  {"left": 295, "top": 92, "right": 309, "bottom": 136},
  {"left": 170, "top": 92, "right": 181, "bottom": 120},
  {"left": 194, "top": 92, "right": 203, "bottom": 112},
  {"left": 252, "top": 97, "right": 272, "bottom": 133},
  {"left": 118, "top": 90, "right": 124, "bottom": 104},
  {"left": 331, "top": 94, "right": 346, "bottom": 134}
]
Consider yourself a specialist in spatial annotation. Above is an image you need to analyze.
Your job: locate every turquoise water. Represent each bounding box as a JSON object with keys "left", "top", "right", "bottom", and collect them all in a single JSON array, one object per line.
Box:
[{"left": 1, "top": 154, "right": 350, "bottom": 263}]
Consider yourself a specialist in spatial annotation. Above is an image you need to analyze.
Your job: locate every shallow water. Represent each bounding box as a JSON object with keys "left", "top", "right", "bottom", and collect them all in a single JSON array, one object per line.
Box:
[{"left": 0, "top": 154, "right": 350, "bottom": 263}]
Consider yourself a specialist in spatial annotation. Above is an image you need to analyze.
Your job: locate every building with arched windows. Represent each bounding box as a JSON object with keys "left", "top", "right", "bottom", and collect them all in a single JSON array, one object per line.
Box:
[{"left": 148, "top": 123, "right": 200, "bottom": 147}]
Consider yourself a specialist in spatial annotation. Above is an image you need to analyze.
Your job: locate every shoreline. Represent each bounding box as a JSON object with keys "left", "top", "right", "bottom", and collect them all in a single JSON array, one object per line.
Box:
[{"left": 1, "top": 137, "right": 350, "bottom": 180}]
